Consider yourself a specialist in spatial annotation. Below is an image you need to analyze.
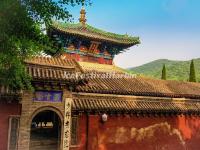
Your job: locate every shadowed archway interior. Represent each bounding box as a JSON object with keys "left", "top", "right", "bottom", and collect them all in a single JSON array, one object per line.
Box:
[{"left": 30, "top": 110, "right": 61, "bottom": 150}]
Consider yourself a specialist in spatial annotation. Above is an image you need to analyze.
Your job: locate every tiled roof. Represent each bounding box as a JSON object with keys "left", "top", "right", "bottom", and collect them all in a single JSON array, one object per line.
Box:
[
  {"left": 75, "top": 74, "right": 200, "bottom": 99},
  {"left": 0, "top": 85, "right": 21, "bottom": 101},
  {"left": 0, "top": 85, "right": 15, "bottom": 95},
  {"left": 51, "top": 22, "right": 140, "bottom": 46},
  {"left": 25, "top": 56, "right": 77, "bottom": 70},
  {"left": 24, "top": 58, "right": 200, "bottom": 99},
  {"left": 78, "top": 61, "right": 125, "bottom": 73},
  {"left": 25, "top": 56, "right": 83, "bottom": 82},
  {"left": 72, "top": 94, "right": 200, "bottom": 113}
]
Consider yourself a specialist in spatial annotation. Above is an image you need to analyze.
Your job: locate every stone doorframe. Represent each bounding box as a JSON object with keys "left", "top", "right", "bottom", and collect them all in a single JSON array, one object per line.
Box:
[
  {"left": 17, "top": 90, "right": 71, "bottom": 150},
  {"left": 29, "top": 106, "right": 64, "bottom": 150}
]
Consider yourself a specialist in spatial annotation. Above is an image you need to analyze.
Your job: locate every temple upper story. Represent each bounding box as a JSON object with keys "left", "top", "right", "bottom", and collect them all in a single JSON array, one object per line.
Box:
[{"left": 48, "top": 8, "right": 140, "bottom": 65}]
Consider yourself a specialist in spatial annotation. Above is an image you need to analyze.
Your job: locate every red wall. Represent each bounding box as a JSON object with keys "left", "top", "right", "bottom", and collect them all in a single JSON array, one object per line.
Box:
[
  {"left": 71, "top": 114, "right": 200, "bottom": 150},
  {"left": 0, "top": 103, "right": 21, "bottom": 150}
]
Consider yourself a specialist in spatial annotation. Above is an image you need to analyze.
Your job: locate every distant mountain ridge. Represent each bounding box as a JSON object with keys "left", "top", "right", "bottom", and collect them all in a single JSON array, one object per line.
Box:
[{"left": 128, "top": 58, "right": 200, "bottom": 81}]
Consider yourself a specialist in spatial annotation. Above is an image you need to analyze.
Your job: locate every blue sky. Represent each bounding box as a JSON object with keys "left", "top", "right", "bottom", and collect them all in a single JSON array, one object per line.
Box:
[{"left": 67, "top": 0, "right": 200, "bottom": 68}]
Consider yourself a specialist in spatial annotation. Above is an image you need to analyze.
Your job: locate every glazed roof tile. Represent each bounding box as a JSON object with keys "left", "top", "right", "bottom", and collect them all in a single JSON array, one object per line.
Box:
[
  {"left": 76, "top": 76, "right": 200, "bottom": 99},
  {"left": 72, "top": 94, "right": 200, "bottom": 113},
  {"left": 4, "top": 56, "right": 200, "bottom": 100},
  {"left": 75, "top": 62, "right": 200, "bottom": 99},
  {"left": 25, "top": 56, "right": 83, "bottom": 82},
  {"left": 51, "top": 22, "right": 140, "bottom": 46},
  {"left": 78, "top": 61, "right": 125, "bottom": 73}
]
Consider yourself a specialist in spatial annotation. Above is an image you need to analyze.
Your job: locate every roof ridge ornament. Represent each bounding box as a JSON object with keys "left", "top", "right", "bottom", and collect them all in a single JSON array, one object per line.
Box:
[{"left": 79, "top": 7, "right": 87, "bottom": 27}]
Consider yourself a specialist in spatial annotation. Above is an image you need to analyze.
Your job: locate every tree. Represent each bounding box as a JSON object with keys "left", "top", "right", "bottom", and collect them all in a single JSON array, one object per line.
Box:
[
  {"left": 0, "top": 0, "right": 89, "bottom": 90},
  {"left": 189, "top": 60, "right": 196, "bottom": 82},
  {"left": 161, "top": 64, "right": 167, "bottom": 80}
]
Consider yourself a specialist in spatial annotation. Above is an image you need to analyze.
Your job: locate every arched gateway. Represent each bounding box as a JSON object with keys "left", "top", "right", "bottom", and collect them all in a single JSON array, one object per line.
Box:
[{"left": 30, "top": 110, "right": 61, "bottom": 150}]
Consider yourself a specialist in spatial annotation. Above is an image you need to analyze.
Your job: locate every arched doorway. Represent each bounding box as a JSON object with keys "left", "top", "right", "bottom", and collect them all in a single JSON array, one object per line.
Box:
[{"left": 30, "top": 110, "right": 61, "bottom": 150}]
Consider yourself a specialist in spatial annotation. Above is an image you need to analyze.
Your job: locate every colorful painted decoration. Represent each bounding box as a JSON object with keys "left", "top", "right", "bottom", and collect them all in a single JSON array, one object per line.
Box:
[
  {"left": 94, "top": 49, "right": 100, "bottom": 54},
  {"left": 67, "top": 44, "right": 75, "bottom": 50},
  {"left": 80, "top": 46, "right": 88, "bottom": 51},
  {"left": 104, "top": 50, "right": 111, "bottom": 56},
  {"left": 33, "top": 91, "right": 62, "bottom": 102}
]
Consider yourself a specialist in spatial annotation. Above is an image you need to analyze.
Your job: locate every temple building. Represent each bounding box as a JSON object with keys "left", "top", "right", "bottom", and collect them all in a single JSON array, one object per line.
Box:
[{"left": 1, "top": 8, "right": 200, "bottom": 150}]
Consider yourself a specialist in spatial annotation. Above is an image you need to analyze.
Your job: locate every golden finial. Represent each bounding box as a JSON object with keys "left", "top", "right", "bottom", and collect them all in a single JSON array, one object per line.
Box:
[{"left": 79, "top": 7, "right": 87, "bottom": 26}]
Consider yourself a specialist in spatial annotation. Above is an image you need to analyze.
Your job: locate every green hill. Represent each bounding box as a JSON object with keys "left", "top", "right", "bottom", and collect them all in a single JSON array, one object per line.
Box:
[{"left": 128, "top": 58, "right": 200, "bottom": 82}]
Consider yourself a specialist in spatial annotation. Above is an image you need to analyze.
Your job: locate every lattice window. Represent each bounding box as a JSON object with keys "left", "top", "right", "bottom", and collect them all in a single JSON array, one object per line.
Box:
[
  {"left": 8, "top": 116, "right": 20, "bottom": 150},
  {"left": 70, "top": 116, "right": 78, "bottom": 145},
  {"left": 89, "top": 41, "right": 100, "bottom": 53}
]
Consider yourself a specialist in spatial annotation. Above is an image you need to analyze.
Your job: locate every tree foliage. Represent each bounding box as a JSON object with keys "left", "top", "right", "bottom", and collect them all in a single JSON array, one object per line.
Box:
[
  {"left": 161, "top": 64, "right": 167, "bottom": 80},
  {"left": 129, "top": 59, "right": 200, "bottom": 82},
  {"left": 189, "top": 60, "right": 196, "bottom": 82},
  {"left": 0, "top": 0, "right": 89, "bottom": 90}
]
